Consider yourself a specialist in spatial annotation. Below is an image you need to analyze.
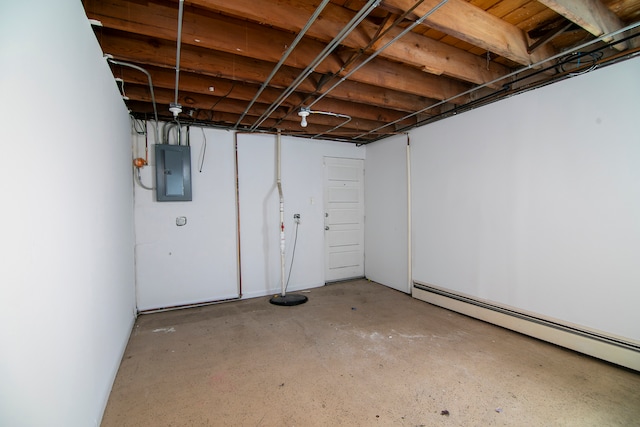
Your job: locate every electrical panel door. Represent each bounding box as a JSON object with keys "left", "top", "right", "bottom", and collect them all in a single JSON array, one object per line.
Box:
[{"left": 155, "top": 144, "right": 192, "bottom": 202}]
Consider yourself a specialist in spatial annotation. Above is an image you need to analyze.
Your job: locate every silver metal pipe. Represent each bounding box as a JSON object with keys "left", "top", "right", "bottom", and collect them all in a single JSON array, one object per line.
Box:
[
  {"left": 234, "top": 0, "right": 331, "bottom": 129},
  {"left": 269, "top": 1, "right": 426, "bottom": 132},
  {"left": 174, "top": 0, "right": 185, "bottom": 107},
  {"left": 106, "top": 58, "right": 160, "bottom": 144},
  {"left": 309, "top": 0, "right": 449, "bottom": 109},
  {"left": 356, "top": 20, "right": 640, "bottom": 139},
  {"left": 135, "top": 167, "right": 154, "bottom": 190},
  {"left": 249, "top": 0, "right": 381, "bottom": 131}
]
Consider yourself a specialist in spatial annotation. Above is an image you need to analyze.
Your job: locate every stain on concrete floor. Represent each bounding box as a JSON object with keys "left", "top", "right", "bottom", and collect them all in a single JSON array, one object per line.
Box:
[{"left": 102, "top": 280, "right": 640, "bottom": 426}]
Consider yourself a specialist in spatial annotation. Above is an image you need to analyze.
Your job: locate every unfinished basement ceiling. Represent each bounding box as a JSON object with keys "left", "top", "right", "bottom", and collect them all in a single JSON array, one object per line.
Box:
[{"left": 84, "top": 0, "right": 640, "bottom": 143}]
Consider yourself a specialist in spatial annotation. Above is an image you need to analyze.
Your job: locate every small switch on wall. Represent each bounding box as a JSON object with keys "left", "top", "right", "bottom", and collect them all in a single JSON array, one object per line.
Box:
[{"left": 176, "top": 216, "right": 187, "bottom": 226}]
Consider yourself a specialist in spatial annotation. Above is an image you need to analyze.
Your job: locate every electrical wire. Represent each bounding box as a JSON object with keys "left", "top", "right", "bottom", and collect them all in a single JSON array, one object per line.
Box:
[
  {"left": 135, "top": 167, "right": 154, "bottom": 190},
  {"left": 164, "top": 121, "right": 182, "bottom": 145},
  {"left": 284, "top": 220, "right": 300, "bottom": 293},
  {"left": 206, "top": 81, "right": 237, "bottom": 122},
  {"left": 559, "top": 51, "right": 603, "bottom": 76},
  {"left": 198, "top": 127, "right": 207, "bottom": 173},
  {"left": 131, "top": 117, "right": 146, "bottom": 135},
  {"left": 355, "top": 20, "right": 640, "bottom": 141},
  {"left": 267, "top": 0, "right": 444, "bottom": 133}
]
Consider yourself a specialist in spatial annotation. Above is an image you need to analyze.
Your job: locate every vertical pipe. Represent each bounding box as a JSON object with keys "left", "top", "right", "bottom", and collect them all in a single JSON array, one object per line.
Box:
[
  {"left": 106, "top": 58, "right": 159, "bottom": 144},
  {"left": 406, "top": 134, "right": 412, "bottom": 294},
  {"left": 234, "top": 132, "right": 243, "bottom": 298},
  {"left": 174, "top": 0, "right": 185, "bottom": 106},
  {"left": 276, "top": 131, "right": 286, "bottom": 296}
]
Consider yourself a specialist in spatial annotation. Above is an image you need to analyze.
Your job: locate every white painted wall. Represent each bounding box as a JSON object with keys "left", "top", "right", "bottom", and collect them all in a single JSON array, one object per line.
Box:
[
  {"left": 364, "top": 134, "right": 409, "bottom": 292},
  {"left": 134, "top": 127, "right": 238, "bottom": 310},
  {"left": 237, "top": 134, "right": 365, "bottom": 298},
  {"left": 410, "top": 57, "right": 640, "bottom": 342},
  {"left": 0, "top": 1, "right": 136, "bottom": 426}
]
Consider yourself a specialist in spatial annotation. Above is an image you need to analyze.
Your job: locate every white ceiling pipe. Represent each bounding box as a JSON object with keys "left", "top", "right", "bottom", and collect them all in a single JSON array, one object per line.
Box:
[
  {"left": 249, "top": 0, "right": 381, "bottom": 131},
  {"left": 300, "top": 109, "right": 353, "bottom": 139}
]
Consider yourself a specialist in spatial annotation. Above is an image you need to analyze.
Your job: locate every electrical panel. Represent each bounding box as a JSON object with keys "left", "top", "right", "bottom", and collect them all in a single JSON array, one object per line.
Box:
[{"left": 155, "top": 144, "right": 192, "bottom": 202}]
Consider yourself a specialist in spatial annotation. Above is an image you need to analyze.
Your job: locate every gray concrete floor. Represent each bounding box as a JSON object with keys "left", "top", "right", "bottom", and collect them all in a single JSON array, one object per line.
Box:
[{"left": 102, "top": 280, "right": 640, "bottom": 426}]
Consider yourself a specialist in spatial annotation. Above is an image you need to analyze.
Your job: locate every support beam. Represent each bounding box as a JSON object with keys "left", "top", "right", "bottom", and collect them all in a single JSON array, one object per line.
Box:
[
  {"left": 125, "top": 85, "right": 384, "bottom": 133},
  {"left": 177, "top": 0, "right": 511, "bottom": 86},
  {"left": 537, "top": 0, "right": 633, "bottom": 50},
  {"left": 116, "top": 66, "right": 420, "bottom": 126},
  {"left": 98, "top": 29, "right": 471, "bottom": 107},
  {"left": 379, "top": 0, "right": 556, "bottom": 65}
]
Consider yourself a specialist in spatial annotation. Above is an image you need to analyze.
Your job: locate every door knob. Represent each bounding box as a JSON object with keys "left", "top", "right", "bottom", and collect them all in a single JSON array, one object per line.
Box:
[{"left": 325, "top": 226, "right": 330, "bottom": 230}]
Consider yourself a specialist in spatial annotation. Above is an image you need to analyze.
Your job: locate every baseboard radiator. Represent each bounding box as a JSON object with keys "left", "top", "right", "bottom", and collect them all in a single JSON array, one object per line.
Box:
[{"left": 413, "top": 282, "right": 640, "bottom": 372}]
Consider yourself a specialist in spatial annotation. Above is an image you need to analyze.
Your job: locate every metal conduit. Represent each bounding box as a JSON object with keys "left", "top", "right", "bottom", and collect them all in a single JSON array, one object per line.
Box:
[
  {"left": 170, "top": 0, "right": 185, "bottom": 117},
  {"left": 308, "top": 0, "right": 449, "bottom": 110},
  {"left": 267, "top": 0, "right": 427, "bottom": 131},
  {"left": 106, "top": 57, "right": 160, "bottom": 144},
  {"left": 234, "top": 0, "right": 331, "bottom": 129},
  {"left": 355, "top": 20, "right": 640, "bottom": 140},
  {"left": 249, "top": 0, "right": 381, "bottom": 131}
]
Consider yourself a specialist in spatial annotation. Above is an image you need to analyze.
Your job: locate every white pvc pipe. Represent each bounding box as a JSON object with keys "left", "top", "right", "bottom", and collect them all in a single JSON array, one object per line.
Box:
[
  {"left": 277, "top": 131, "right": 286, "bottom": 296},
  {"left": 406, "top": 135, "right": 412, "bottom": 294}
]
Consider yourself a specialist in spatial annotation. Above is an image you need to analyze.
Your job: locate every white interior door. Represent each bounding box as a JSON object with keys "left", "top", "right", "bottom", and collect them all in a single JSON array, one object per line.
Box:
[{"left": 324, "top": 157, "right": 365, "bottom": 282}]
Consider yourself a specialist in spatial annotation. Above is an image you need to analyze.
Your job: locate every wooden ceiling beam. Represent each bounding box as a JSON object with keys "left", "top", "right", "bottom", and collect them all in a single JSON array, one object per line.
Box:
[
  {"left": 537, "top": 0, "right": 634, "bottom": 50},
  {"left": 101, "top": 34, "right": 441, "bottom": 113},
  {"left": 115, "top": 65, "right": 420, "bottom": 125},
  {"left": 181, "top": 0, "right": 510, "bottom": 86},
  {"left": 113, "top": 67, "right": 439, "bottom": 122},
  {"left": 124, "top": 84, "right": 390, "bottom": 133},
  {"left": 87, "top": 2, "right": 474, "bottom": 103},
  {"left": 379, "top": 0, "right": 556, "bottom": 65},
  {"left": 98, "top": 31, "right": 315, "bottom": 90},
  {"left": 126, "top": 100, "right": 372, "bottom": 138},
  {"left": 98, "top": 29, "right": 463, "bottom": 114}
]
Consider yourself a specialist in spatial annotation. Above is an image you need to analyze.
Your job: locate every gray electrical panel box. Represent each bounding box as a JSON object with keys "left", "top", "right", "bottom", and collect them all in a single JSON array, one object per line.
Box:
[{"left": 155, "top": 144, "right": 192, "bottom": 202}]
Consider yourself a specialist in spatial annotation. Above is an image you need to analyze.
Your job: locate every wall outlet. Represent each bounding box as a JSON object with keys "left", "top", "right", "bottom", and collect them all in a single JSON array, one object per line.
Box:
[{"left": 293, "top": 213, "right": 301, "bottom": 224}]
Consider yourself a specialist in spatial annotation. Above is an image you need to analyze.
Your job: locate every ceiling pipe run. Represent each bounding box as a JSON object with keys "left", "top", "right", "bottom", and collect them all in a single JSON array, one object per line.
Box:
[
  {"left": 234, "top": 0, "right": 331, "bottom": 129},
  {"left": 249, "top": 0, "right": 381, "bottom": 131},
  {"left": 105, "top": 56, "right": 160, "bottom": 145},
  {"left": 356, "top": 20, "right": 640, "bottom": 140},
  {"left": 308, "top": 0, "right": 449, "bottom": 110},
  {"left": 269, "top": 0, "right": 428, "bottom": 132}
]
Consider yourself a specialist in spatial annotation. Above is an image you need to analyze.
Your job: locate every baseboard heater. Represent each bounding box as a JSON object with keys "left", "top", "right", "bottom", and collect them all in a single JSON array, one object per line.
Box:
[{"left": 413, "top": 281, "right": 640, "bottom": 372}]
